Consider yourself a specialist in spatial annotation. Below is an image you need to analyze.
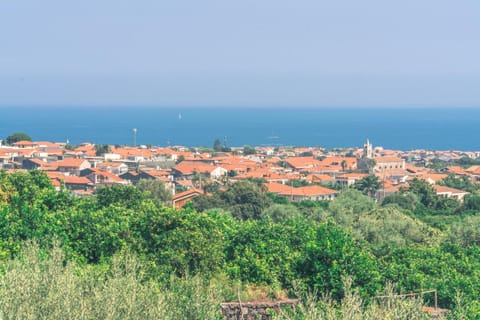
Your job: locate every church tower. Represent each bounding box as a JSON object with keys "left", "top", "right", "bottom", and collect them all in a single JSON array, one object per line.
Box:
[{"left": 363, "top": 139, "right": 373, "bottom": 159}]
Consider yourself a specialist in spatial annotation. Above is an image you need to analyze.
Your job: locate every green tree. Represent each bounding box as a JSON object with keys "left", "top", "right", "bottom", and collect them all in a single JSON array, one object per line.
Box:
[
  {"left": 95, "top": 144, "right": 111, "bottom": 156},
  {"left": 213, "top": 138, "right": 223, "bottom": 152},
  {"left": 439, "top": 174, "right": 479, "bottom": 193},
  {"left": 261, "top": 204, "right": 300, "bottom": 222},
  {"left": 191, "top": 180, "right": 271, "bottom": 220},
  {"left": 136, "top": 179, "right": 172, "bottom": 206},
  {"left": 407, "top": 178, "right": 438, "bottom": 208},
  {"left": 5, "top": 132, "right": 32, "bottom": 145},
  {"left": 242, "top": 145, "right": 256, "bottom": 155},
  {"left": 296, "top": 221, "right": 382, "bottom": 300},
  {"left": 220, "top": 181, "right": 272, "bottom": 220},
  {"left": 190, "top": 194, "right": 225, "bottom": 212},
  {"left": 381, "top": 192, "right": 419, "bottom": 211},
  {"left": 95, "top": 185, "right": 147, "bottom": 209},
  {"left": 353, "top": 175, "right": 381, "bottom": 198},
  {"left": 135, "top": 207, "right": 235, "bottom": 277},
  {"left": 383, "top": 244, "right": 480, "bottom": 309},
  {"left": 225, "top": 218, "right": 302, "bottom": 286},
  {"left": 463, "top": 194, "right": 480, "bottom": 211},
  {"left": 449, "top": 215, "right": 480, "bottom": 247}
]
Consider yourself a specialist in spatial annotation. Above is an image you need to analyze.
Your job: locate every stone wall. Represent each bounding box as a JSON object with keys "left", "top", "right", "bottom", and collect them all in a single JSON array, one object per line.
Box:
[{"left": 220, "top": 300, "right": 298, "bottom": 320}]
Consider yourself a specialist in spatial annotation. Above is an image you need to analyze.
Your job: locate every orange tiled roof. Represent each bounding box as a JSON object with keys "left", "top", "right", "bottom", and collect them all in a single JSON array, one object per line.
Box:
[
  {"left": 267, "top": 183, "right": 338, "bottom": 196},
  {"left": 110, "top": 147, "right": 154, "bottom": 159},
  {"left": 305, "top": 174, "right": 335, "bottom": 183},
  {"left": 28, "top": 158, "right": 48, "bottom": 166},
  {"left": 285, "top": 157, "right": 322, "bottom": 169},
  {"left": 266, "top": 182, "right": 293, "bottom": 194},
  {"left": 12, "top": 140, "right": 36, "bottom": 146},
  {"left": 466, "top": 165, "right": 480, "bottom": 173},
  {"left": 54, "top": 158, "right": 90, "bottom": 168},
  {"left": 405, "top": 164, "right": 427, "bottom": 173},
  {"left": 279, "top": 185, "right": 338, "bottom": 197},
  {"left": 320, "top": 157, "right": 357, "bottom": 168},
  {"left": 87, "top": 168, "right": 125, "bottom": 182},
  {"left": 175, "top": 180, "right": 194, "bottom": 188},
  {"left": 172, "top": 188, "right": 204, "bottom": 201},
  {"left": 413, "top": 173, "right": 448, "bottom": 182},
  {"left": 374, "top": 156, "right": 404, "bottom": 163},
  {"left": 173, "top": 161, "right": 217, "bottom": 175},
  {"left": 141, "top": 169, "right": 171, "bottom": 178},
  {"left": 433, "top": 185, "right": 469, "bottom": 194},
  {"left": 63, "top": 176, "right": 93, "bottom": 185},
  {"left": 445, "top": 166, "right": 469, "bottom": 176},
  {"left": 35, "top": 141, "right": 62, "bottom": 148},
  {"left": 46, "top": 172, "right": 66, "bottom": 180}
]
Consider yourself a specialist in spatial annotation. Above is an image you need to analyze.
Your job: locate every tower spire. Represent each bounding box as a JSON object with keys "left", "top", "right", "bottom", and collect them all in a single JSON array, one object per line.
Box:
[{"left": 364, "top": 138, "right": 373, "bottom": 158}]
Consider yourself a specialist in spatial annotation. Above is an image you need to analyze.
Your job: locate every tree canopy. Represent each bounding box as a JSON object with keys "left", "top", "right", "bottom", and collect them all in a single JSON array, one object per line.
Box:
[{"left": 5, "top": 132, "right": 32, "bottom": 145}]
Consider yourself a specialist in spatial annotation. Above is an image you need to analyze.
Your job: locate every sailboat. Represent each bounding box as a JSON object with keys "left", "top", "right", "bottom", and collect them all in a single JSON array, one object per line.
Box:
[{"left": 267, "top": 129, "right": 279, "bottom": 139}]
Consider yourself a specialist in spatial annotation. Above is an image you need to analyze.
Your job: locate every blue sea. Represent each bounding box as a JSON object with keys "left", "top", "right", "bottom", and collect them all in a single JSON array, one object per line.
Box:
[{"left": 0, "top": 107, "right": 479, "bottom": 151}]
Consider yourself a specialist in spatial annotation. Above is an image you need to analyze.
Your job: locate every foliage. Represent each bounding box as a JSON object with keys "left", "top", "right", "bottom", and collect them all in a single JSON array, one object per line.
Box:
[
  {"left": 132, "top": 207, "right": 234, "bottom": 278},
  {"left": 275, "top": 280, "right": 430, "bottom": 320},
  {"left": 212, "top": 138, "right": 230, "bottom": 152},
  {"left": 5, "top": 132, "right": 32, "bottom": 145},
  {"left": 225, "top": 218, "right": 302, "bottom": 286},
  {"left": 455, "top": 157, "right": 480, "bottom": 168},
  {"left": 352, "top": 175, "right": 380, "bottom": 198},
  {"left": 1, "top": 170, "right": 480, "bottom": 315},
  {"left": 226, "top": 217, "right": 382, "bottom": 300},
  {"left": 406, "top": 178, "right": 438, "bottom": 208},
  {"left": 351, "top": 207, "right": 441, "bottom": 255},
  {"left": 64, "top": 143, "right": 77, "bottom": 150},
  {"left": 266, "top": 192, "right": 289, "bottom": 205},
  {"left": 95, "top": 144, "right": 111, "bottom": 156},
  {"left": 220, "top": 181, "right": 272, "bottom": 219},
  {"left": 382, "top": 244, "right": 480, "bottom": 309},
  {"left": 295, "top": 221, "right": 382, "bottom": 300},
  {"left": 192, "top": 180, "right": 272, "bottom": 220},
  {"left": 95, "top": 185, "right": 148, "bottom": 209},
  {"left": 0, "top": 242, "right": 223, "bottom": 320},
  {"left": 261, "top": 203, "right": 301, "bottom": 222},
  {"left": 329, "top": 190, "right": 440, "bottom": 255},
  {"left": 136, "top": 178, "right": 172, "bottom": 205},
  {"left": 243, "top": 145, "right": 256, "bottom": 155},
  {"left": 381, "top": 192, "right": 419, "bottom": 211},
  {"left": 328, "top": 189, "right": 376, "bottom": 226},
  {"left": 462, "top": 194, "right": 480, "bottom": 211},
  {"left": 439, "top": 174, "right": 480, "bottom": 193},
  {"left": 448, "top": 215, "right": 480, "bottom": 247},
  {"left": 286, "top": 179, "right": 311, "bottom": 187}
]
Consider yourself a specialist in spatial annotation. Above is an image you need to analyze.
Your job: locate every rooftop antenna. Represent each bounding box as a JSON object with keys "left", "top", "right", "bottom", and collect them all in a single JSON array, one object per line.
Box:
[{"left": 133, "top": 128, "right": 137, "bottom": 147}]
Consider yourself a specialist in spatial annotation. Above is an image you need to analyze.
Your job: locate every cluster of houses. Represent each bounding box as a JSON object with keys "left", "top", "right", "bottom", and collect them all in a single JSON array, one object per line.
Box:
[{"left": 0, "top": 139, "right": 477, "bottom": 208}]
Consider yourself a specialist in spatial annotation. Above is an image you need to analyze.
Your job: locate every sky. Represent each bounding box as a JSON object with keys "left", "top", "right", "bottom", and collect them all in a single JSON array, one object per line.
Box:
[{"left": 1, "top": 0, "right": 479, "bottom": 108}]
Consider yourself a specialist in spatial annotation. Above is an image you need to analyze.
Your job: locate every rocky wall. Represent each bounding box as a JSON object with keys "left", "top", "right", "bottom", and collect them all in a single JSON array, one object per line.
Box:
[{"left": 220, "top": 300, "right": 298, "bottom": 320}]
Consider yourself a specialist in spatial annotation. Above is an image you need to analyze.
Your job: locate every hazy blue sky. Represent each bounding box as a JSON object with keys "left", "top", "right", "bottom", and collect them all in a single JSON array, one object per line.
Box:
[{"left": 1, "top": 0, "right": 479, "bottom": 107}]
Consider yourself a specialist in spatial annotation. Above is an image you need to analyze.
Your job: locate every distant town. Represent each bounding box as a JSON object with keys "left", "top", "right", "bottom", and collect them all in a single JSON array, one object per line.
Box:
[{"left": 1, "top": 136, "right": 479, "bottom": 208}]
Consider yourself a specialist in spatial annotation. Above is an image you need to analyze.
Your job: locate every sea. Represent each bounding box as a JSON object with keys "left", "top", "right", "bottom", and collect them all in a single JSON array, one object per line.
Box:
[{"left": 0, "top": 107, "right": 479, "bottom": 151}]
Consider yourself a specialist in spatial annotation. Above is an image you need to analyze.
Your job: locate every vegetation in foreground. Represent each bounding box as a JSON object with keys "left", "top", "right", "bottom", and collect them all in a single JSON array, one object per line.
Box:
[
  {"left": 1, "top": 170, "right": 480, "bottom": 318},
  {"left": 0, "top": 242, "right": 441, "bottom": 320}
]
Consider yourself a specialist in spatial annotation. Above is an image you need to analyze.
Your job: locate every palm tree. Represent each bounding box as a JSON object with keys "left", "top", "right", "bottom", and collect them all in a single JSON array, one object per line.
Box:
[{"left": 353, "top": 175, "right": 381, "bottom": 198}]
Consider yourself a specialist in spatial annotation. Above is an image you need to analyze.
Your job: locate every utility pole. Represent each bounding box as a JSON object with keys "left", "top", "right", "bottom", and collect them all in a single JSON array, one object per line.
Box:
[{"left": 133, "top": 128, "right": 137, "bottom": 147}]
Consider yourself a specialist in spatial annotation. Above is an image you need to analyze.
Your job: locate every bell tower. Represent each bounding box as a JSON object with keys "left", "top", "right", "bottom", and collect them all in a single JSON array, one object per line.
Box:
[{"left": 364, "top": 139, "right": 373, "bottom": 159}]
